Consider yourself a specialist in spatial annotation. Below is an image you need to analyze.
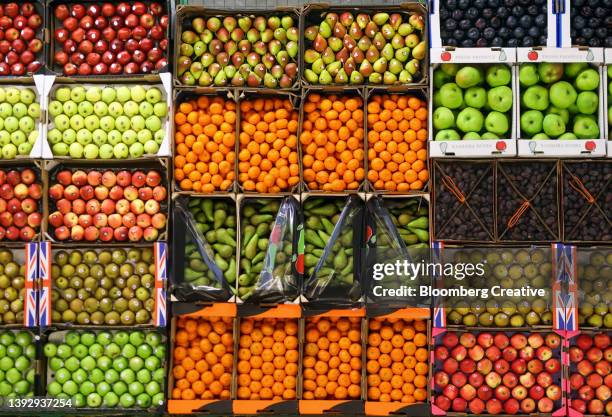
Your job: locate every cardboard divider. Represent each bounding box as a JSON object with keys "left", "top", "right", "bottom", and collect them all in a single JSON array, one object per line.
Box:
[
  {"left": 516, "top": 47, "right": 607, "bottom": 157},
  {"left": 428, "top": 48, "right": 517, "bottom": 158}
]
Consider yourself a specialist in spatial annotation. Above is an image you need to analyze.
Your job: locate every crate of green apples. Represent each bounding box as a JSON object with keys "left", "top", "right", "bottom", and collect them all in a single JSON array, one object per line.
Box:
[
  {"left": 516, "top": 48, "right": 606, "bottom": 157},
  {"left": 0, "top": 85, "right": 44, "bottom": 160},
  {"left": 43, "top": 330, "right": 166, "bottom": 409},
  {"left": 429, "top": 48, "right": 516, "bottom": 157},
  {"left": 44, "top": 82, "right": 170, "bottom": 160},
  {"left": 0, "top": 330, "right": 36, "bottom": 399}
]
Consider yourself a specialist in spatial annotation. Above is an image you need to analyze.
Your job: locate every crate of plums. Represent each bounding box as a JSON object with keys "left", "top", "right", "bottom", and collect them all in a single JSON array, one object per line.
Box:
[
  {"left": 302, "top": 5, "right": 428, "bottom": 86},
  {"left": 174, "top": 6, "right": 300, "bottom": 89},
  {"left": 436, "top": 246, "right": 563, "bottom": 329},
  {"left": 38, "top": 242, "right": 167, "bottom": 328},
  {"left": 432, "top": 160, "right": 495, "bottom": 243},
  {"left": 516, "top": 47, "right": 607, "bottom": 157},
  {"left": 561, "top": 160, "right": 611, "bottom": 243},
  {"left": 429, "top": 0, "right": 555, "bottom": 48},
  {"left": 0, "top": 244, "right": 37, "bottom": 327},
  {"left": 559, "top": 0, "right": 612, "bottom": 48},
  {"left": 429, "top": 48, "right": 517, "bottom": 157}
]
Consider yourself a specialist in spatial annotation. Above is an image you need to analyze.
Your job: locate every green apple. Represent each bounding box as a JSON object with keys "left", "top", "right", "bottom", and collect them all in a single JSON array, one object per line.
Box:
[
  {"left": 55, "top": 87, "right": 71, "bottom": 102},
  {"left": 52, "top": 143, "right": 69, "bottom": 156},
  {"left": 559, "top": 132, "right": 578, "bottom": 140},
  {"left": 113, "top": 143, "right": 129, "bottom": 158},
  {"left": 62, "top": 129, "right": 76, "bottom": 144},
  {"left": 28, "top": 103, "right": 40, "bottom": 118},
  {"left": 108, "top": 102, "right": 123, "bottom": 117},
  {"left": 522, "top": 86, "right": 549, "bottom": 110},
  {"left": 116, "top": 87, "right": 131, "bottom": 103},
  {"left": 546, "top": 107, "right": 570, "bottom": 124},
  {"left": 455, "top": 66, "right": 482, "bottom": 88},
  {"left": 487, "top": 86, "right": 513, "bottom": 112},
  {"left": 521, "top": 110, "right": 544, "bottom": 136},
  {"left": 565, "top": 63, "right": 588, "bottom": 78},
  {"left": 486, "top": 64, "right": 511, "bottom": 87},
  {"left": 11, "top": 131, "right": 26, "bottom": 145},
  {"left": 139, "top": 102, "right": 154, "bottom": 117},
  {"left": 69, "top": 142, "right": 84, "bottom": 158},
  {"left": 153, "top": 103, "right": 168, "bottom": 118},
  {"left": 573, "top": 115, "right": 600, "bottom": 138},
  {"left": 435, "top": 129, "right": 461, "bottom": 140},
  {"left": 94, "top": 102, "right": 108, "bottom": 117},
  {"left": 28, "top": 130, "right": 39, "bottom": 145},
  {"left": 70, "top": 87, "right": 86, "bottom": 103},
  {"left": 12, "top": 103, "right": 26, "bottom": 118},
  {"left": 145, "top": 87, "right": 162, "bottom": 104},
  {"left": 439, "top": 83, "right": 463, "bottom": 109},
  {"left": 464, "top": 87, "right": 487, "bottom": 108},
  {"left": 433, "top": 90, "right": 442, "bottom": 107},
  {"left": 0, "top": 131, "right": 9, "bottom": 145},
  {"left": 107, "top": 130, "right": 122, "bottom": 145},
  {"left": 63, "top": 101, "right": 77, "bottom": 116},
  {"left": 549, "top": 81, "right": 577, "bottom": 109},
  {"left": 531, "top": 133, "right": 549, "bottom": 139},
  {"left": 18, "top": 117, "right": 34, "bottom": 133},
  {"left": 441, "top": 63, "right": 459, "bottom": 76},
  {"left": 433, "top": 69, "right": 453, "bottom": 88},
  {"left": 99, "top": 144, "right": 114, "bottom": 159},
  {"left": 49, "top": 101, "right": 63, "bottom": 117},
  {"left": 92, "top": 129, "right": 108, "bottom": 145},
  {"left": 433, "top": 107, "right": 455, "bottom": 130},
  {"left": 144, "top": 141, "right": 159, "bottom": 155},
  {"left": 101, "top": 87, "right": 116, "bottom": 103},
  {"left": 70, "top": 114, "right": 85, "bottom": 131},
  {"left": 130, "top": 115, "right": 145, "bottom": 131},
  {"left": 83, "top": 144, "right": 99, "bottom": 159},
  {"left": 20, "top": 88, "right": 35, "bottom": 104},
  {"left": 86, "top": 87, "right": 102, "bottom": 102},
  {"left": 0, "top": 103, "right": 12, "bottom": 117},
  {"left": 122, "top": 130, "right": 137, "bottom": 145},
  {"left": 76, "top": 129, "right": 92, "bottom": 144},
  {"left": 85, "top": 115, "right": 100, "bottom": 131},
  {"left": 575, "top": 91, "right": 598, "bottom": 114},
  {"left": 115, "top": 116, "right": 130, "bottom": 132},
  {"left": 463, "top": 131, "right": 481, "bottom": 140},
  {"left": 124, "top": 101, "right": 139, "bottom": 117},
  {"left": 154, "top": 129, "right": 165, "bottom": 144},
  {"left": 456, "top": 108, "right": 484, "bottom": 133},
  {"left": 130, "top": 86, "right": 147, "bottom": 103},
  {"left": 137, "top": 129, "right": 153, "bottom": 144},
  {"left": 542, "top": 114, "right": 566, "bottom": 137},
  {"left": 1, "top": 143, "right": 16, "bottom": 158},
  {"left": 145, "top": 116, "right": 162, "bottom": 132},
  {"left": 4, "top": 88, "right": 20, "bottom": 104},
  {"left": 78, "top": 101, "right": 94, "bottom": 117},
  {"left": 484, "top": 111, "right": 509, "bottom": 136},
  {"left": 575, "top": 68, "right": 599, "bottom": 91},
  {"left": 129, "top": 142, "right": 144, "bottom": 158},
  {"left": 4, "top": 116, "right": 17, "bottom": 132},
  {"left": 538, "top": 63, "right": 564, "bottom": 83},
  {"left": 100, "top": 116, "right": 115, "bottom": 132}
]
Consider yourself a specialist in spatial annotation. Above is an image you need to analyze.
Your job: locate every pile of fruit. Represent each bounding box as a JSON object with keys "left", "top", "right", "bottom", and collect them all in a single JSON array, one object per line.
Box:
[
  {"left": 447, "top": 248, "right": 552, "bottom": 327},
  {"left": 570, "top": 0, "right": 611, "bottom": 47},
  {"left": 52, "top": 2, "right": 168, "bottom": 76},
  {"left": 170, "top": 316, "right": 233, "bottom": 401},
  {"left": 568, "top": 333, "right": 612, "bottom": 415},
  {"left": 386, "top": 199, "right": 429, "bottom": 248},
  {"left": 577, "top": 251, "right": 612, "bottom": 328},
  {"left": 301, "top": 94, "right": 364, "bottom": 192},
  {"left": 44, "top": 330, "right": 165, "bottom": 408},
  {"left": 177, "top": 14, "right": 298, "bottom": 87},
  {"left": 366, "top": 318, "right": 428, "bottom": 404},
  {"left": 0, "top": 167, "right": 42, "bottom": 241},
  {"left": 0, "top": 249, "right": 26, "bottom": 325},
  {"left": 181, "top": 198, "right": 236, "bottom": 291},
  {"left": 433, "top": 64, "right": 513, "bottom": 141},
  {"left": 48, "top": 168, "right": 167, "bottom": 242},
  {"left": 0, "top": 2, "right": 44, "bottom": 75},
  {"left": 0, "top": 87, "right": 41, "bottom": 159},
  {"left": 519, "top": 63, "right": 600, "bottom": 139},
  {"left": 47, "top": 85, "right": 168, "bottom": 159},
  {"left": 304, "top": 11, "right": 426, "bottom": 85},
  {"left": 367, "top": 94, "right": 428, "bottom": 191},
  {"left": 237, "top": 318, "right": 298, "bottom": 400},
  {"left": 50, "top": 248, "right": 156, "bottom": 326},
  {"left": 0, "top": 331, "right": 36, "bottom": 397},
  {"left": 302, "top": 316, "right": 362, "bottom": 400},
  {"left": 238, "top": 98, "right": 300, "bottom": 193},
  {"left": 433, "top": 331, "right": 563, "bottom": 415},
  {"left": 174, "top": 96, "right": 235, "bottom": 192}
]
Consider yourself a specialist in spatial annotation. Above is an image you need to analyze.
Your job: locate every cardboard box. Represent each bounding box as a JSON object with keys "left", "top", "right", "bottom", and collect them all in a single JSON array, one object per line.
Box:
[
  {"left": 428, "top": 48, "right": 517, "bottom": 158},
  {"left": 0, "top": 243, "right": 38, "bottom": 328},
  {"left": 516, "top": 47, "right": 606, "bottom": 157},
  {"left": 41, "top": 75, "right": 172, "bottom": 160}
]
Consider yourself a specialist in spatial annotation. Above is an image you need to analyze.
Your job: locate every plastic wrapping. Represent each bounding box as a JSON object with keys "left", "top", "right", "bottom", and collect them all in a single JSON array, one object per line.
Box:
[
  {"left": 302, "top": 196, "right": 364, "bottom": 307},
  {"left": 171, "top": 197, "right": 235, "bottom": 302},
  {"left": 238, "top": 197, "right": 300, "bottom": 303}
]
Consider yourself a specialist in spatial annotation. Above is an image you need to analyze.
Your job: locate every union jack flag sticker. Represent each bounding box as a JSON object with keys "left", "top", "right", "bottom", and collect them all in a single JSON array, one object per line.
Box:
[
  {"left": 432, "top": 242, "right": 446, "bottom": 328},
  {"left": 154, "top": 242, "right": 167, "bottom": 327},
  {"left": 24, "top": 243, "right": 38, "bottom": 327},
  {"left": 38, "top": 242, "right": 52, "bottom": 327}
]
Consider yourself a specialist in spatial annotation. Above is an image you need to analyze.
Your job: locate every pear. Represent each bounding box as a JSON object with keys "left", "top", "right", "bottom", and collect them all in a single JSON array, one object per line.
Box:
[
  {"left": 253, "top": 16, "right": 266, "bottom": 31},
  {"left": 381, "top": 43, "right": 394, "bottom": 60},
  {"left": 333, "top": 22, "right": 346, "bottom": 38},
  {"left": 395, "top": 47, "right": 410, "bottom": 62},
  {"left": 381, "top": 24, "right": 395, "bottom": 40},
  {"left": 193, "top": 41, "right": 206, "bottom": 57},
  {"left": 334, "top": 68, "right": 348, "bottom": 84},
  {"left": 389, "top": 14, "right": 402, "bottom": 30},
  {"left": 231, "top": 72, "right": 245, "bottom": 86},
  {"left": 318, "top": 21, "right": 332, "bottom": 38},
  {"left": 324, "top": 13, "right": 338, "bottom": 29},
  {"left": 326, "top": 61, "right": 341, "bottom": 76},
  {"left": 340, "top": 12, "right": 354, "bottom": 27},
  {"left": 180, "top": 72, "right": 195, "bottom": 85},
  {"left": 304, "top": 69, "right": 319, "bottom": 83},
  {"left": 328, "top": 37, "right": 343, "bottom": 52},
  {"left": 304, "top": 49, "right": 320, "bottom": 64},
  {"left": 321, "top": 47, "right": 335, "bottom": 65},
  {"left": 369, "top": 72, "right": 382, "bottom": 84},
  {"left": 366, "top": 45, "right": 379, "bottom": 63},
  {"left": 213, "top": 70, "right": 227, "bottom": 86},
  {"left": 311, "top": 58, "right": 325, "bottom": 75},
  {"left": 359, "top": 60, "right": 373, "bottom": 77},
  {"left": 388, "top": 58, "right": 402, "bottom": 75},
  {"left": 349, "top": 22, "right": 363, "bottom": 39},
  {"left": 398, "top": 70, "right": 413, "bottom": 83},
  {"left": 180, "top": 42, "right": 194, "bottom": 56},
  {"left": 176, "top": 56, "right": 192, "bottom": 76},
  {"left": 305, "top": 26, "right": 319, "bottom": 41},
  {"left": 373, "top": 57, "right": 387, "bottom": 73},
  {"left": 356, "top": 14, "right": 370, "bottom": 29},
  {"left": 206, "top": 17, "right": 221, "bottom": 32},
  {"left": 313, "top": 34, "right": 328, "bottom": 53},
  {"left": 335, "top": 48, "right": 349, "bottom": 64},
  {"left": 198, "top": 71, "right": 212, "bottom": 86},
  {"left": 319, "top": 70, "right": 332, "bottom": 85},
  {"left": 398, "top": 23, "right": 414, "bottom": 36},
  {"left": 350, "top": 70, "right": 364, "bottom": 84},
  {"left": 351, "top": 48, "right": 364, "bottom": 64},
  {"left": 200, "top": 29, "right": 213, "bottom": 43},
  {"left": 412, "top": 41, "right": 426, "bottom": 60},
  {"left": 263, "top": 73, "right": 277, "bottom": 88},
  {"left": 189, "top": 62, "right": 203, "bottom": 79},
  {"left": 200, "top": 53, "right": 213, "bottom": 68},
  {"left": 373, "top": 13, "right": 389, "bottom": 25},
  {"left": 238, "top": 16, "right": 251, "bottom": 32},
  {"left": 181, "top": 30, "right": 197, "bottom": 44},
  {"left": 358, "top": 36, "right": 371, "bottom": 52},
  {"left": 246, "top": 72, "right": 261, "bottom": 87},
  {"left": 409, "top": 14, "right": 425, "bottom": 30},
  {"left": 364, "top": 21, "right": 379, "bottom": 38},
  {"left": 192, "top": 17, "right": 206, "bottom": 33},
  {"left": 223, "top": 16, "right": 236, "bottom": 32}
]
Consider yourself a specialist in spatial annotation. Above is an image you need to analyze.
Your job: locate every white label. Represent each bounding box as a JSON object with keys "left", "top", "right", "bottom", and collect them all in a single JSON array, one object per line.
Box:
[{"left": 517, "top": 139, "right": 607, "bottom": 157}]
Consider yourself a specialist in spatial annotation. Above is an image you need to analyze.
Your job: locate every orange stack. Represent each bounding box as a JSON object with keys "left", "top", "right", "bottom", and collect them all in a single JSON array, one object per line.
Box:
[
  {"left": 236, "top": 318, "right": 299, "bottom": 400},
  {"left": 366, "top": 318, "right": 428, "bottom": 404},
  {"left": 171, "top": 316, "right": 234, "bottom": 400},
  {"left": 367, "top": 95, "right": 428, "bottom": 192},
  {"left": 174, "top": 96, "right": 236, "bottom": 192},
  {"left": 302, "top": 317, "right": 363, "bottom": 400},
  {"left": 301, "top": 94, "right": 365, "bottom": 192}
]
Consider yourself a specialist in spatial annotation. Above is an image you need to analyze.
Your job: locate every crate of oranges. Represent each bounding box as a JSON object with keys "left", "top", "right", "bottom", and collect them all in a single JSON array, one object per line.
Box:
[
  {"left": 364, "top": 309, "right": 431, "bottom": 416},
  {"left": 173, "top": 91, "right": 238, "bottom": 194},
  {"left": 233, "top": 305, "right": 301, "bottom": 414},
  {"left": 366, "top": 92, "right": 429, "bottom": 193},
  {"left": 299, "top": 309, "right": 366, "bottom": 415},
  {"left": 167, "top": 303, "right": 236, "bottom": 415}
]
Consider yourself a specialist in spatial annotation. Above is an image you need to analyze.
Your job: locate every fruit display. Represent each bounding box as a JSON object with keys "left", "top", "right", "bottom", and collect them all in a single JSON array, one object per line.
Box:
[
  {"left": 44, "top": 330, "right": 165, "bottom": 408},
  {"left": 302, "top": 316, "right": 362, "bottom": 400},
  {"left": 367, "top": 94, "right": 428, "bottom": 192},
  {"left": 568, "top": 332, "right": 612, "bottom": 415},
  {"left": 562, "top": 161, "right": 611, "bottom": 242},
  {"left": 576, "top": 250, "right": 612, "bottom": 328},
  {"left": 519, "top": 62, "right": 601, "bottom": 139},
  {"left": 433, "top": 63, "right": 513, "bottom": 141},
  {"left": 497, "top": 161, "right": 559, "bottom": 241},
  {"left": 303, "top": 10, "right": 426, "bottom": 85},
  {"left": 238, "top": 198, "right": 298, "bottom": 301},
  {"left": 236, "top": 318, "right": 298, "bottom": 400},
  {"left": 301, "top": 93, "right": 365, "bottom": 192},
  {"left": 384, "top": 198, "right": 430, "bottom": 248},
  {"left": 51, "top": 2, "right": 169, "bottom": 76},
  {"left": 438, "top": 0, "right": 548, "bottom": 47},
  {"left": 176, "top": 13, "right": 298, "bottom": 87},
  {"left": 0, "top": 86, "right": 41, "bottom": 159},
  {"left": 446, "top": 248, "right": 553, "bottom": 327},
  {"left": 0, "top": 2, "right": 44, "bottom": 76},
  {"left": 0, "top": 330, "right": 36, "bottom": 397},
  {"left": 570, "top": 0, "right": 611, "bottom": 47},
  {"left": 433, "top": 331, "right": 563, "bottom": 415},
  {"left": 48, "top": 168, "right": 168, "bottom": 242},
  {"left": 50, "top": 248, "right": 156, "bottom": 326},
  {"left": 0, "top": 167, "right": 42, "bottom": 241},
  {"left": 366, "top": 317, "right": 428, "bottom": 404},
  {"left": 433, "top": 161, "right": 495, "bottom": 242},
  {"left": 47, "top": 85, "right": 168, "bottom": 159},
  {"left": 174, "top": 95, "right": 235, "bottom": 193},
  {"left": 170, "top": 315, "right": 233, "bottom": 401},
  {"left": 0, "top": 249, "right": 27, "bottom": 325},
  {"left": 238, "top": 97, "right": 299, "bottom": 193}
]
